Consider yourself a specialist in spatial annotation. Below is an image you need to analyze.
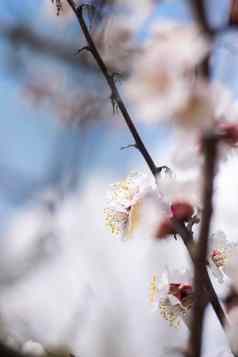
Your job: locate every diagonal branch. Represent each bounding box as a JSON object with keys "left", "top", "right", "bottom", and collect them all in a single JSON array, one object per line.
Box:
[{"left": 65, "top": 1, "right": 161, "bottom": 176}]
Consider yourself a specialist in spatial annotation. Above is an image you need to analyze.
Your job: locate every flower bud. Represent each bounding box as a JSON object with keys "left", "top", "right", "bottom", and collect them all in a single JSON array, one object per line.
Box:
[
  {"left": 217, "top": 122, "right": 238, "bottom": 146},
  {"left": 169, "top": 283, "right": 193, "bottom": 301},
  {"left": 156, "top": 217, "right": 176, "bottom": 239},
  {"left": 171, "top": 200, "right": 194, "bottom": 221}
]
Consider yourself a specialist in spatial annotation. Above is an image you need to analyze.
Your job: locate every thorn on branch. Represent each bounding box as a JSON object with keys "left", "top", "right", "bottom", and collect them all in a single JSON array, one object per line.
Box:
[
  {"left": 52, "top": 0, "right": 63, "bottom": 16},
  {"left": 120, "top": 144, "right": 138, "bottom": 151},
  {"left": 173, "top": 233, "right": 178, "bottom": 240},
  {"left": 110, "top": 72, "right": 123, "bottom": 83},
  {"left": 77, "top": 3, "right": 97, "bottom": 24},
  {"left": 74, "top": 46, "right": 91, "bottom": 56},
  {"left": 110, "top": 94, "right": 119, "bottom": 114},
  {"left": 155, "top": 165, "right": 172, "bottom": 176}
]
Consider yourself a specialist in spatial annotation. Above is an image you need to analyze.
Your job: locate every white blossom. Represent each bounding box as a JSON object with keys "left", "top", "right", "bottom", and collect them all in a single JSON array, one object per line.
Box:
[
  {"left": 104, "top": 172, "right": 154, "bottom": 239},
  {"left": 149, "top": 269, "right": 193, "bottom": 328},
  {"left": 208, "top": 231, "right": 238, "bottom": 284}
]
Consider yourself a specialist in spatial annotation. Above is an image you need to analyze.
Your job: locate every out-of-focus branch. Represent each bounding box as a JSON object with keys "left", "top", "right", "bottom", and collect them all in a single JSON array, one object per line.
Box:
[
  {"left": 191, "top": 0, "right": 214, "bottom": 38},
  {"left": 0, "top": 344, "right": 23, "bottom": 357},
  {"left": 192, "top": 0, "right": 238, "bottom": 36},
  {"left": 0, "top": 343, "right": 75, "bottom": 357},
  {"left": 0, "top": 22, "right": 92, "bottom": 69},
  {"left": 189, "top": 133, "right": 218, "bottom": 357},
  {"left": 229, "top": 0, "right": 238, "bottom": 26}
]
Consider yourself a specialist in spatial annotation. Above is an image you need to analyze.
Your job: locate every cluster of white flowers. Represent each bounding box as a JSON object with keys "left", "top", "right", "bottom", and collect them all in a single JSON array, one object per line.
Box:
[
  {"left": 105, "top": 168, "right": 238, "bottom": 331},
  {"left": 125, "top": 20, "right": 238, "bottom": 136}
]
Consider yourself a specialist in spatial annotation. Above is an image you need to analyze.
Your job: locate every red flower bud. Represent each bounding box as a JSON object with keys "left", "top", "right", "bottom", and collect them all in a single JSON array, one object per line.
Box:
[
  {"left": 217, "top": 122, "right": 238, "bottom": 146},
  {"left": 171, "top": 201, "right": 194, "bottom": 221},
  {"left": 169, "top": 283, "right": 192, "bottom": 301},
  {"left": 156, "top": 217, "right": 176, "bottom": 239}
]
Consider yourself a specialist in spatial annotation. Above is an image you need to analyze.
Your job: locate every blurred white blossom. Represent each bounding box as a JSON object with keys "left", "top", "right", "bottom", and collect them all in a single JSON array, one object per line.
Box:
[
  {"left": 126, "top": 22, "right": 210, "bottom": 126},
  {"left": 156, "top": 169, "right": 201, "bottom": 211}
]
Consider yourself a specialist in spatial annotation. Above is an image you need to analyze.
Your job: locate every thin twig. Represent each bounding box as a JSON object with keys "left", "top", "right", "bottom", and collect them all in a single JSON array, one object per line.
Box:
[
  {"left": 66, "top": 1, "right": 161, "bottom": 176},
  {"left": 189, "top": 133, "right": 218, "bottom": 357}
]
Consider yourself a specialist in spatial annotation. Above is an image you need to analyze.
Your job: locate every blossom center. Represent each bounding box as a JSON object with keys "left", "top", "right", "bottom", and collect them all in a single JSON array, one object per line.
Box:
[
  {"left": 211, "top": 249, "right": 227, "bottom": 268},
  {"left": 105, "top": 209, "right": 128, "bottom": 235},
  {"left": 169, "top": 283, "right": 193, "bottom": 303}
]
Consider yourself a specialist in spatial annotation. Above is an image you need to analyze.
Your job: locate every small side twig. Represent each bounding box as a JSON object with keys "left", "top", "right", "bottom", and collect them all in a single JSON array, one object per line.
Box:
[
  {"left": 74, "top": 45, "right": 91, "bottom": 56},
  {"left": 120, "top": 144, "right": 138, "bottom": 151}
]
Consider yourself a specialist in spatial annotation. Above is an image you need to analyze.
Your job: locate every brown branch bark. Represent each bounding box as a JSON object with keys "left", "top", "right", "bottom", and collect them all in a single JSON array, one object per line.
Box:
[{"left": 189, "top": 134, "right": 218, "bottom": 357}]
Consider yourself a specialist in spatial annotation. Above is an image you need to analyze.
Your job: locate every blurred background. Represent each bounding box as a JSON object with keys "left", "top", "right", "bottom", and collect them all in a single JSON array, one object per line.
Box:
[{"left": 0, "top": 0, "right": 237, "bottom": 356}]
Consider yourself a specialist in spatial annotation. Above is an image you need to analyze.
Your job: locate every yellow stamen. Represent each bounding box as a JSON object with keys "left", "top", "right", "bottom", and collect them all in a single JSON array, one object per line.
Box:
[
  {"left": 125, "top": 200, "right": 142, "bottom": 239},
  {"left": 149, "top": 274, "right": 159, "bottom": 304}
]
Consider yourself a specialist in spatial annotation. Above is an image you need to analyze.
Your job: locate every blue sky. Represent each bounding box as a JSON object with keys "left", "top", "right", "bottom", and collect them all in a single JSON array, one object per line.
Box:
[{"left": 0, "top": 0, "right": 236, "bottom": 222}]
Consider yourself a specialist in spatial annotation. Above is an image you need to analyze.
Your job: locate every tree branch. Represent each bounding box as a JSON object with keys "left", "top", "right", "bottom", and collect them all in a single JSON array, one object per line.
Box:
[
  {"left": 65, "top": 1, "right": 162, "bottom": 176},
  {"left": 189, "top": 133, "right": 218, "bottom": 357}
]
